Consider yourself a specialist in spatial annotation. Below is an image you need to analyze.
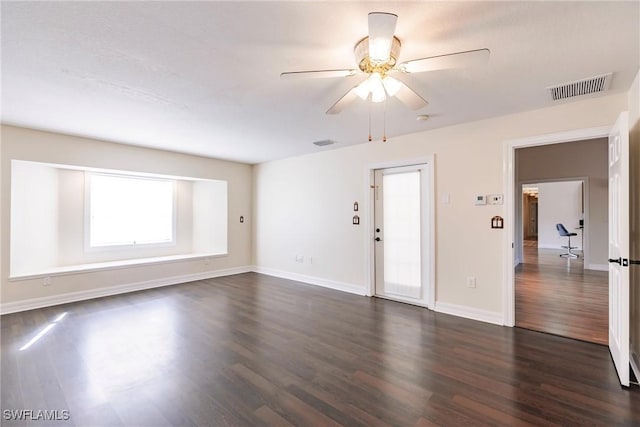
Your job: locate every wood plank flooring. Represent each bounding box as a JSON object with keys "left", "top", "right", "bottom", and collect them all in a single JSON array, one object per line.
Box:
[
  {"left": 515, "top": 245, "right": 608, "bottom": 345},
  {"left": 2, "top": 272, "right": 637, "bottom": 426}
]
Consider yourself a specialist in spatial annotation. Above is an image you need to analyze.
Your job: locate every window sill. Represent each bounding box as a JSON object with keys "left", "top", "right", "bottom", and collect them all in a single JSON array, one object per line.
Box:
[{"left": 8, "top": 253, "right": 227, "bottom": 281}]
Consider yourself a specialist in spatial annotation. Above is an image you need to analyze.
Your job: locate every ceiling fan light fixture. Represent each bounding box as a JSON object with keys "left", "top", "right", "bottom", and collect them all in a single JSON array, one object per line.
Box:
[
  {"left": 355, "top": 79, "right": 371, "bottom": 100},
  {"left": 371, "top": 88, "right": 386, "bottom": 103},
  {"left": 369, "top": 37, "right": 392, "bottom": 63},
  {"left": 354, "top": 36, "right": 401, "bottom": 74},
  {"left": 355, "top": 73, "right": 387, "bottom": 102},
  {"left": 367, "top": 12, "right": 398, "bottom": 65},
  {"left": 369, "top": 73, "right": 386, "bottom": 102},
  {"left": 282, "top": 12, "right": 488, "bottom": 119},
  {"left": 382, "top": 76, "right": 401, "bottom": 96}
]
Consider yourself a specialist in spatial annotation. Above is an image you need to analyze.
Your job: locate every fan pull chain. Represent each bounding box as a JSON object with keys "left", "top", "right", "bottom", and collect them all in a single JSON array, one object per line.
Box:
[
  {"left": 368, "top": 100, "right": 372, "bottom": 142},
  {"left": 383, "top": 97, "right": 387, "bottom": 143}
]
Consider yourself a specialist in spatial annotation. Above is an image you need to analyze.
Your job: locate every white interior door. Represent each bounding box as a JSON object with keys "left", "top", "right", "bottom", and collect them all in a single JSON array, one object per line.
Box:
[
  {"left": 608, "top": 111, "right": 630, "bottom": 387},
  {"left": 374, "top": 164, "right": 431, "bottom": 307}
]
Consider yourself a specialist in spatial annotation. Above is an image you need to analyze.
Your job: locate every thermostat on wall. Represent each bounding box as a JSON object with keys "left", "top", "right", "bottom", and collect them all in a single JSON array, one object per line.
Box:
[{"left": 474, "top": 195, "right": 486, "bottom": 205}]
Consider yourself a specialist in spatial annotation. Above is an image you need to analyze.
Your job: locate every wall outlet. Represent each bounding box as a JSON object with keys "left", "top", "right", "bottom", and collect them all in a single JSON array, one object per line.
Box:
[
  {"left": 43, "top": 277, "right": 52, "bottom": 286},
  {"left": 295, "top": 255, "right": 304, "bottom": 263},
  {"left": 466, "top": 276, "right": 476, "bottom": 288}
]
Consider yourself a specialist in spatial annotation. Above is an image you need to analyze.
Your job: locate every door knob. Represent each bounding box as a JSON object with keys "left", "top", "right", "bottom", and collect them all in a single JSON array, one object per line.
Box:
[{"left": 608, "top": 258, "right": 622, "bottom": 265}]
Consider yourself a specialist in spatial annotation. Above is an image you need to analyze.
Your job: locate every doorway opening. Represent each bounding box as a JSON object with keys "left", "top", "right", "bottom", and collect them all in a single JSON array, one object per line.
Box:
[
  {"left": 503, "top": 128, "right": 611, "bottom": 344},
  {"left": 521, "top": 179, "right": 585, "bottom": 262},
  {"left": 516, "top": 176, "right": 608, "bottom": 344}
]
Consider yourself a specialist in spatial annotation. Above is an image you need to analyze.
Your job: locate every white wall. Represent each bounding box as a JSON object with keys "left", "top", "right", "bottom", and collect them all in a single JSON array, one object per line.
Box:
[
  {"left": 193, "top": 180, "right": 228, "bottom": 254},
  {"left": 254, "top": 94, "right": 627, "bottom": 317},
  {"left": 10, "top": 161, "right": 59, "bottom": 275},
  {"left": 536, "top": 181, "right": 583, "bottom": 250},
  {"left": 1, "top": 125, "right": 253, "bottom": 308}
]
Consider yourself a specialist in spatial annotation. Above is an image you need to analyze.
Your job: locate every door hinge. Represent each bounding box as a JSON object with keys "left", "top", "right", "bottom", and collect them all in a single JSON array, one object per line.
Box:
[{"left": 370, "top": 184, "right": 379, "bottom": 200}]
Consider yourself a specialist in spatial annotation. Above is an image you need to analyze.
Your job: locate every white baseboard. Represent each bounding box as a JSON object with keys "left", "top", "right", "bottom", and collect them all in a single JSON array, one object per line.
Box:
[
  {"left": 537, "top": 244, "right": 561, "bottom": 249},
  {"left": 252, "top": 266, "right": 366, "bottom": 296},
  {"left": 0, "top": 266, "right": 252, "bottom": 315},
  {"left": 434, "top": 301, "right": 504, "bottom": 326},
  {"left": 3, "top": 265, "right": 506, "bottom": 331},
  {"left": 586, "top": 263, "right": 608, "bottom": 271},
  {"left": 537, "top": 244, "right": 583, "bottom": 250},
  {"left": 255, "top": 268, "right": 506, "bottom": 327}
]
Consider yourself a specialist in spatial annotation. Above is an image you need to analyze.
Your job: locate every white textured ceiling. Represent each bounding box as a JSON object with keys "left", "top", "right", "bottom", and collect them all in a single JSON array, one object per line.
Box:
[{"left": 1, "top": 1, "right": 639, "bottom": 164}]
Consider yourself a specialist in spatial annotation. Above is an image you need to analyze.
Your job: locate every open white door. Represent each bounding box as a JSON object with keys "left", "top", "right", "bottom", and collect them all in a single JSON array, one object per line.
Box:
[{"left": 608, "top": 111, "right": 630, "bottom": 387}]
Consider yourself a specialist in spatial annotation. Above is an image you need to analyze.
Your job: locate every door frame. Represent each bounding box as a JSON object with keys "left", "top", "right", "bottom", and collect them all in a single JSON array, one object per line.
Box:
[
  {"left": 364, "top": 155, "right": 435, "bottom": 309},
  {"left": 503, "top": 126, "right": 610, "bottom": 326},
  {"left": 516, "top": 177, "right": 590, "bottom": 267}
]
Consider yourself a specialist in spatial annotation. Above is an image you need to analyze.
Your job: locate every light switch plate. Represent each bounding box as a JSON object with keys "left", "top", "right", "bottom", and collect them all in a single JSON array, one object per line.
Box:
[{"left": 474, "top": 195, "right": 486, "bottom": 205}]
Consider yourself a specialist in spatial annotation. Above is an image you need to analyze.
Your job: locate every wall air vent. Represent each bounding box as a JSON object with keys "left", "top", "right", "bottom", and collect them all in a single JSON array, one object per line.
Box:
[
  {"left": 547, "top": 73, "right": 612, "bottom": 101},
  {"left": 313, "top": 139, "right": 336, "bottom": 147}
]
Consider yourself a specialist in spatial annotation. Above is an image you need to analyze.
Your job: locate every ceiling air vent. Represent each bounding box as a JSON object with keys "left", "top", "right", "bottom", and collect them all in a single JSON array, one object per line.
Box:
[
  {"left": 548, "top": 73, "right": 612, "bottom": 101},
  {"left": 313, "top": 139, "right": 336, "bottom": 147}
]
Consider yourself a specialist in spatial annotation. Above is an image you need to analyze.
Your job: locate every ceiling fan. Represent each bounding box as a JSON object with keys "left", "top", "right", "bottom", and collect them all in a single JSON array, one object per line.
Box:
[{"left": 281, "top": 12, "right": 490, "bottom": 115}]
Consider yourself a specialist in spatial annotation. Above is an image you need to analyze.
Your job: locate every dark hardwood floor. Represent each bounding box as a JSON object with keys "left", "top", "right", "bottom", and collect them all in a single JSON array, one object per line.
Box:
[
  {"left": 515, "top": 244, "right": 608, "bottom": 345},
  {"left": 2, "top": 272, "right": 637, "bottom": 426}
]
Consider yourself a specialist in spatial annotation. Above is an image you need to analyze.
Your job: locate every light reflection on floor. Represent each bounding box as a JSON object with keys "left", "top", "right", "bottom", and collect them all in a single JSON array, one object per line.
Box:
[
  {"left": 19, "top": 311, "right": 68, "bottom": 351},
  {"left": 81, "top": 303, "right": 176, "bottom": 402}
]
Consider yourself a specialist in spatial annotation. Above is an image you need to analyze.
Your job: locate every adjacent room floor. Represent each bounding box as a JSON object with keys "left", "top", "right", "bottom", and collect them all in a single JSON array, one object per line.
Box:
[
  {"left": 515, "top": 242, "right": 608, "bottom": 345},
  {"left": 2, "top": 272, "right": 636, "bottom": 426}
]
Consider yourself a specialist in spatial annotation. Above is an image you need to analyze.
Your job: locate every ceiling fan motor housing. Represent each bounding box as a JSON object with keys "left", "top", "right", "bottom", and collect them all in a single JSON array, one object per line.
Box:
[{"left": 354, "top": 36, "right": 402, "bottom": 75}]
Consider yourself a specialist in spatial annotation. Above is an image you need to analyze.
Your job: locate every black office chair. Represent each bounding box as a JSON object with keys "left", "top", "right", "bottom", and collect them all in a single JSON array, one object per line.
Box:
[{"left": 556, "top": 223, "right": 578, "bottom": 258}]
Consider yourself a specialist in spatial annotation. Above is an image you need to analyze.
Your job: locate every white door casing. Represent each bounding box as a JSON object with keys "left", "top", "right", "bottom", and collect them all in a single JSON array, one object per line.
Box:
[{"left": 608, "top": 111, "right": 630, "bottom": 387}]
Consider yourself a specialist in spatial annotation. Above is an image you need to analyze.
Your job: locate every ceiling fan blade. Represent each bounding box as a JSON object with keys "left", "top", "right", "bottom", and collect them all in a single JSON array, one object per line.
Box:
[
  {"left": 326, "top": 86, "right": 360, "bottom": 115},
  {"left": 368, "top": 12, "right": 398, "bottom": 63},
  {"left": 280, "top": 69, "right": 359, "bottom": 80},
  {"left": 394, "top": 81, "right": 428, "bottom": 110},
  {"left": 399, "top": 48, "right": 490, "bottom": 73}
]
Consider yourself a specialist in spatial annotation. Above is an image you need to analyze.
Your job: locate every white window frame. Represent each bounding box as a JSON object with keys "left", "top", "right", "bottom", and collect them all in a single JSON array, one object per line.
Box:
[{"left": 84, "top": 172, "right": 177, "bottom": 252}]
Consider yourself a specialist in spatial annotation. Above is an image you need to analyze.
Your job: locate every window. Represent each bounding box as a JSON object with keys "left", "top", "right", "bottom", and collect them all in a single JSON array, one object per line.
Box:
[{"left": 88, "top": 173, "right": 175, "bottom": 248}]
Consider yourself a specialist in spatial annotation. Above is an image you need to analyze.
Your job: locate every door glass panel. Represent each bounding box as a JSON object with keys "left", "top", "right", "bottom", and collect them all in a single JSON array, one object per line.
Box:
[{"left": 383, "top": 171, "right": 421, "bottom": 298}]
